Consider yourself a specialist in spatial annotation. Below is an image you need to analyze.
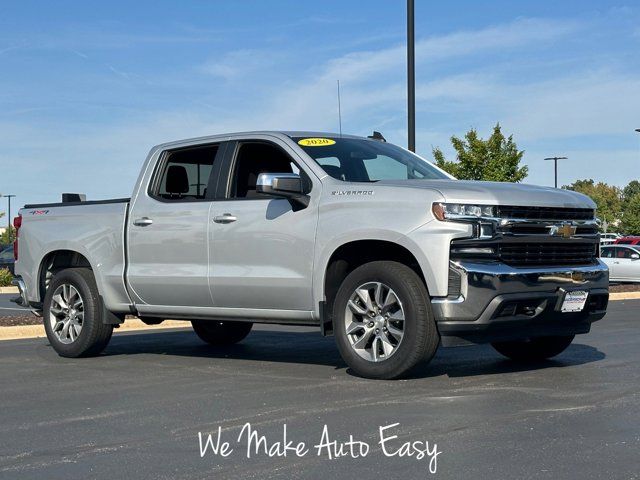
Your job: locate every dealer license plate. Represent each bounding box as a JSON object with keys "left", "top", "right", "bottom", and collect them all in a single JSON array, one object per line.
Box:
[{"left": 561, "top": 290, "right": 588, "bottom": 313}]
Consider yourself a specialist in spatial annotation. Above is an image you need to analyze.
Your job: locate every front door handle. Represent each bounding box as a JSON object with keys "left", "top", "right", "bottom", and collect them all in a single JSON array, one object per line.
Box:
[
  {"left": 133, "top": 217, "right": 153, "bottom": 227},
  {"left": 213, "top": 213, "right": 237, "bottom": 224}
]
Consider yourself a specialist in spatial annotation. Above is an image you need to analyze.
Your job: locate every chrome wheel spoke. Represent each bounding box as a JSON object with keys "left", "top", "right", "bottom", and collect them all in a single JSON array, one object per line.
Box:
[
  {"left": 379, "top": 333, "right": 395, "bottom": 356},
  {"left": 347, "top": 300, "right": 367, "bottom": 316},
  {"left": 373, "top": 283, "right": 384, "bottom": 310},
  {"left": 371, "top": 337, "right": 381, "bottom": 362},
  {"left": 355, "top": 288, "right": 375, "bottom": 313},
  {"left": 386, "top": 323, "right": 403, "bottom": 340},
  {"left": 52, "top": 294, "right": 68, "bottom": 310},
  {"left": 382, "top": 290, "right": 399, "bottom": 312},
  {"left": 346, "top": 321, "right": 365, "bottom": 335},
  {"left": 352, "top": 328, "right": 374, "bottom": 350}
]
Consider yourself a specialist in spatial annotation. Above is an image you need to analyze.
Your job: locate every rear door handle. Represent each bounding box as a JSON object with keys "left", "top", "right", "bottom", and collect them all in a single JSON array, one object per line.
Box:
[
  {"left": 213, "top": 213, "right": 237, "bottom": 224},
  {"left": 133, "top": 217, "right": 153, "bottom": 227}
]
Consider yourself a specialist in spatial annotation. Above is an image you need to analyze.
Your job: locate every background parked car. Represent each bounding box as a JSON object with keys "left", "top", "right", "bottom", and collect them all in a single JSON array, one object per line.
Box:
[
  {"left": 0, "top": 245, "right": 15, "bottom": 275},
  {"left": 600, "top": 233, "right": 621, "bottom": 245},
  {"left": 614, "top": 236, "right": 640, "bottom": 246},
  {"left": 601, "top": 244, "right": 640, "bottom": 283}
]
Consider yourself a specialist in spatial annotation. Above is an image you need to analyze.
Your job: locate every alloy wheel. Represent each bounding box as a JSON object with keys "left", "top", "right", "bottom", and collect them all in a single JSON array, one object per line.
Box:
[{"left": 344, "top": 282, "right": 405, "bottom": 362}]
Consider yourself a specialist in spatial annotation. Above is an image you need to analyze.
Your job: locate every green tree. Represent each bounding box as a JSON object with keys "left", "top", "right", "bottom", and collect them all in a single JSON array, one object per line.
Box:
[
  {"left": 620, "top": 193, "right": 640, "bottom": 235},
  {"left": 432, "top": 123, "right": 528, "bottom": 182},
  {"left": 0, "top": 226, "right": 15, "bottom": 245},
  {"left": 562, "top": 179, "right": 622, "bottom": 227},
  {"left": 623, "top": 180, "right": 640, "bottom": 206}
]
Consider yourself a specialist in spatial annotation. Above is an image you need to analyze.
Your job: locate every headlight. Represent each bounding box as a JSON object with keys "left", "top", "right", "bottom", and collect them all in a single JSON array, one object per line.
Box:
[{"left": 432, "top": 203, "right": 497, "bottom": 221}]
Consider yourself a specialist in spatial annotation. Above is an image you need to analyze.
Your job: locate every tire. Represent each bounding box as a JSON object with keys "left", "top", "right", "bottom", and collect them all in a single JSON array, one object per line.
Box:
[
  {"left": 43, "top": 268, "right": 113, "bottom": 358},
  {"left": 492, "top": 335, "right": 575, "bottom": 362},
  {"left": 191, "top": 320, "right": 253, "bottom": 345},
  {"left": 333, "top": 261, "right": 439, "bottom": 379}
]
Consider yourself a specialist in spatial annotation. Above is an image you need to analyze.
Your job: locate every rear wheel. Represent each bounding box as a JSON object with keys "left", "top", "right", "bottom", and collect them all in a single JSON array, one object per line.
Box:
[
  {"left": 191, "top": 320, "right": 253, "bottom": 345},
  {"left": 492, "top": 335, "right": 575, "bottom": 362},
  {"left": 333, "top": 261, "right": 439, "bottom": 380},
  {"left": 43, "top": 268, "right": 113, "bottom": 357}
]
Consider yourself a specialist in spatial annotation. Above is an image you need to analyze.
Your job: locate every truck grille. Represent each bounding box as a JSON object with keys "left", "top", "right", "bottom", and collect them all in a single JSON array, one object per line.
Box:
[
  {"left": 497, "top": 206, "right": 595, "bottom": 221},
  {"left": 498, "top": 242, "right": 597, "bottom": 267}
]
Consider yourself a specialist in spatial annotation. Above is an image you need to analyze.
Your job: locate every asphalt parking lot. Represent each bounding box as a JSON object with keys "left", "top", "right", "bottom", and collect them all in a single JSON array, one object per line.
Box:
[{"left": 0, "top": 299, "right": 639, "bottom": 480}]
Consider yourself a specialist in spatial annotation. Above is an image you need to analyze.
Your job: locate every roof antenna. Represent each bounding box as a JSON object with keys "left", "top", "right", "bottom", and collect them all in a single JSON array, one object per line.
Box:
[{"left": 337, "top": 79, "right": 342, "bottom": 137}]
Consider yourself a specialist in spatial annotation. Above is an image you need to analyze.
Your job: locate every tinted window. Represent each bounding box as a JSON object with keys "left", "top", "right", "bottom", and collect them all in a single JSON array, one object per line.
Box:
[
  {"left": 154, "top": 144, "right": 219, "bottom": 200},
  {"left": 230, "top": 142, "right": 303, "bottom": 199},
  {"left": 600, "top": 247, "right": 614, "bottom": 258},
  {"left": 293, "top": 137, "right": 449, "bottom": 182}
]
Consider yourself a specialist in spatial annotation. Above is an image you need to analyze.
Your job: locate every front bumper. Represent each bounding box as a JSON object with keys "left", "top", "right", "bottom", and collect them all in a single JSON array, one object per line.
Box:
[{"left": 431, "top": 260, "right": 609, "bottom": 346}]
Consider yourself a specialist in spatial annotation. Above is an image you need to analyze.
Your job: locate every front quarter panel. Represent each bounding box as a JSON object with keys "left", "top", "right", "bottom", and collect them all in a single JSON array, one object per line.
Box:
[{"left": 313, "top": 181, "right": 471, "bottom": 317}]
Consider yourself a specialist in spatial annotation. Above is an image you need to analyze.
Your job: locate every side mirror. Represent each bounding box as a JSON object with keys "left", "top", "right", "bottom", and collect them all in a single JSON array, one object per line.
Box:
[
  {"left": 256, "top": 173, "right": 309, "bottom": 209},
  {"left": 631, "top": 253, "right": 640, "bottom": 260}
]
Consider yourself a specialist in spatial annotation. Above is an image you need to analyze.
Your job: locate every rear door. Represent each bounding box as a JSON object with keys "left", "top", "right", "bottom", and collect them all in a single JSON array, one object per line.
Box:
[
  {"left": 127, "top": 142, "right": 225, "bottom": 308},
  {"left": 208, "top": 137, "right": 319, "bottom": 312}
]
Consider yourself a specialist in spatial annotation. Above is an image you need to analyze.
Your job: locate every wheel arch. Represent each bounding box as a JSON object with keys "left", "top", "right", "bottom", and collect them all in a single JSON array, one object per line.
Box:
[
  {"left": 37, "top": 249, "right": 94, "bottom": 303},
  {"left": 319, "top": 238, "right": 434, "bottom": 334}
]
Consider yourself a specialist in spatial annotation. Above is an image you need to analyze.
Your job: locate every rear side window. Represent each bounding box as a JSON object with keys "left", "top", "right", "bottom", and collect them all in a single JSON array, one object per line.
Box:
[{"left": 152, "top": 144, "right": 220, "bottom": 201}]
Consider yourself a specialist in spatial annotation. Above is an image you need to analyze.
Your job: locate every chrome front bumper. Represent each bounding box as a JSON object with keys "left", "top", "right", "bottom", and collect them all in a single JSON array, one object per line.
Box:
[{"left": 432, "top": 260, "right": 609, "bottom": 346}]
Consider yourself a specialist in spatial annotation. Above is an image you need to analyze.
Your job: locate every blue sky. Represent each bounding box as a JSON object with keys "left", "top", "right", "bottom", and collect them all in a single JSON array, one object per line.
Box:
[{"left": 1, "top": 0, "right": 640, "bottom": 216}]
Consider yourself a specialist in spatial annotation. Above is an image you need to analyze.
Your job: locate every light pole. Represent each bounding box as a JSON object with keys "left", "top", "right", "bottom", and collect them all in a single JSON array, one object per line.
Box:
[
  {"left": 2, "top": 194, "right": 15, "bottom": 230},
  {"left": 544, "top": 157, "right": 568, "bottom": 188},
  {"left": 407, "top": 0, "right": 415, "bottom": 152}
]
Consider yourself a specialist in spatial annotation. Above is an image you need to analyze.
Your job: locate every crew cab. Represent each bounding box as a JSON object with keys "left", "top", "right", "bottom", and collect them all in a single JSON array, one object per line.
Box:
[{"left": 12, "top": 131, "right": 609, "bottom": 379}]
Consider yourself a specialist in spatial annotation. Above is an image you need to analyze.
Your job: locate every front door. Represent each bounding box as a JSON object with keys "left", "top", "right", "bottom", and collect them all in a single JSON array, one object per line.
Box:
[
  {"left": 127, "top": 142, "right": 224, "bottom": 308},
  {"left": 616, "top": 247, "right": 639, "bottom": 280},
  {"left": 209, "top": 139, "right": 318, "bottom": 312}
]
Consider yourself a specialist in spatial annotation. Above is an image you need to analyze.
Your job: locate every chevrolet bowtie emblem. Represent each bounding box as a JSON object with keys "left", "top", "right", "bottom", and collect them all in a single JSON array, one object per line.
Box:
[{"left": 551, "top": 224, "right": 577, "bottom": 238}]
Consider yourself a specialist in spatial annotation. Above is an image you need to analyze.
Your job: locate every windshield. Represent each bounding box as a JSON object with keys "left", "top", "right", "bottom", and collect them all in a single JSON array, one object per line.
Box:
[{"left": 292, "top": 136, "right": 450, "bottom": 182}]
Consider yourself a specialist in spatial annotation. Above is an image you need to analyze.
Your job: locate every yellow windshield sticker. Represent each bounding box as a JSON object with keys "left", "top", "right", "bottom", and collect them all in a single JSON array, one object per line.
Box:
[{"left": 297, "top": 138, "right": 336, "bottom": 147}]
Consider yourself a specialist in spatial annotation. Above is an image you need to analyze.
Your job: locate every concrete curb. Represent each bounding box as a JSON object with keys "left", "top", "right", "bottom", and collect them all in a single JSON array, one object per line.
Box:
[
  {"left": 0, "top": 286, "right": 18, "bottom": 294},
  {"left": 0, "top": 319, "right": 190, "bottom": 341},
  {"left": 609, "top": 291, "right": 640, "bottom": 300}
]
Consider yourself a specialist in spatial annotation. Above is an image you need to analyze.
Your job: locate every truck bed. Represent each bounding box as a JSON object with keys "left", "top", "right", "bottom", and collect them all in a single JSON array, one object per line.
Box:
[{"left": 17, "top": 198, "right": 132, "bottom": 313}]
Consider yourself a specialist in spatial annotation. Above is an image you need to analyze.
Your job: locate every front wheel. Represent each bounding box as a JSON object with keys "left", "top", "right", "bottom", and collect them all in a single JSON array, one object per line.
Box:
[
  {"left": 191, "top": 320, "right": 253, "bottom": 345},
  {"left": 492, "top": 335, "right": 575, "bottom": 362},
  {"left": 43, "top": 268, "right": 113, "bottom": 357},
  {"left": 333, "top": 261, "right": 440, "bottom": 380}
]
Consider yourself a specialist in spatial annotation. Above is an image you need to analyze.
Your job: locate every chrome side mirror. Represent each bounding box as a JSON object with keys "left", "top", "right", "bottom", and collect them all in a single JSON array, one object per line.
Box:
[
  {"left": 631, "top": 253, "right": 640, "bottom": 260},
  {"left": 256, "top": 173, "right": 303, "bottom": 196},
  {"left": 256, "top": 173, "right": 309, "bottom": 209}
]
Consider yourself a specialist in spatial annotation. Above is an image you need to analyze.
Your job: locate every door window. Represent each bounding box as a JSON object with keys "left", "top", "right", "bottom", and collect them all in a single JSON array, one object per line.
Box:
[
  {"left": 229, "top": 142, "right": 305, "bottom": 199},
  {"left": 152, "top": 144, "right": 220, "bottom": 201},
  {"left": 620, "top": 248, "right": 638, "bottom": 259},
  {"left": 600, "top": 247, "right": 614, "bottom": 258}
]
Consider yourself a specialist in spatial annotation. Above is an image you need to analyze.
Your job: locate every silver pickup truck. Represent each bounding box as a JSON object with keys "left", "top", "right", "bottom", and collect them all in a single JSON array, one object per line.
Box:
[{"left": 12, "top": 131, "right": 609, "bottom": 379}]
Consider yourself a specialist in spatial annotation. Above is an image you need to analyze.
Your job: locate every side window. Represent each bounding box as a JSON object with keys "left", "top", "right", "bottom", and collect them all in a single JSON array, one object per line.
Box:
[
  {"left": 600, "top": 248, "right": 613, "bottom": 258},
  {"left": 316, "top": 156, "right": 346, "bottom": 181},
  {"left": 363, "top": 155, "right": 409, "bottom": 180},
  {"left": 229, "top": 142, "right": 304, "bottom": 199},
  {"left": 153, "top": 144, "right": 219, "bottom": 201},
  {"left": 620, "top": 248, "right": 635, "bottom": 259}
]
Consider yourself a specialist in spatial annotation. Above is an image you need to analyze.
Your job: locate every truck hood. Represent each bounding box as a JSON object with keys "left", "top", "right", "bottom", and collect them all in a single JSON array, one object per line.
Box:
[{"left": 375, "top": 179, "right": 596, "bottom": 209}]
